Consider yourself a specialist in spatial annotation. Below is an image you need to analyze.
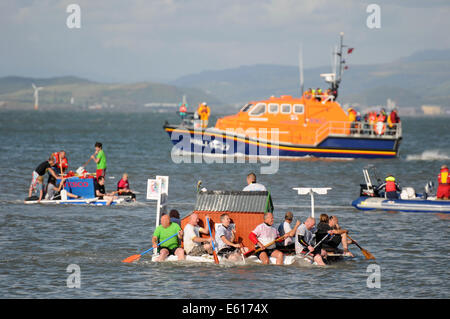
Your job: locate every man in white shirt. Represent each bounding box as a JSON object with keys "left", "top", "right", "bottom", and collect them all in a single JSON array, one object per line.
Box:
[
  {"left": 183, "top": 213, "right": 213, "bottom": 256},
  {"left": 242, "top": 172, "right": 266, "bottom": 191},
  {"left": 215, "top": 213, "right": 248, "bottom": 261}
]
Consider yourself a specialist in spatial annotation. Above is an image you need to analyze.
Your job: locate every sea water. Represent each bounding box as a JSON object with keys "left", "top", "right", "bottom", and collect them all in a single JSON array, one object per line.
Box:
[{"left": 0, "top": 110, "right": 448, "bottom": 298}]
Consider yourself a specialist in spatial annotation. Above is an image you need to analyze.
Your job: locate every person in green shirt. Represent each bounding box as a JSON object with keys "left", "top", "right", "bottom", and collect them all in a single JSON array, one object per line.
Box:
[
  {"left": 152, "top": 214, "right": 185, "bottom": 261},
  {"left": 91, "top": 142, "right": 107, "bottom": 180}
]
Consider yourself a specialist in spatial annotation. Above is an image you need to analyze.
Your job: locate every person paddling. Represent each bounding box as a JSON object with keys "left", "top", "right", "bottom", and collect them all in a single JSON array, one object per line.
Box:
[{"left": 90, "top": 142, "right": 107, "bottom": 180}]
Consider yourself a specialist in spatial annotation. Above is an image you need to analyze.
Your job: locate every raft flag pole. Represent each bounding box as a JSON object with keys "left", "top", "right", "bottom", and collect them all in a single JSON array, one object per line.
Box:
[{"left": 292, "top": 187, "right": 332, "bottom": 218}]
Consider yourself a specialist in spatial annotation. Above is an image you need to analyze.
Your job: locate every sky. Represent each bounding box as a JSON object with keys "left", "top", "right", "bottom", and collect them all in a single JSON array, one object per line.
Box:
[{"left": 1, "top": 0, "right": 449, "bottom": 83}]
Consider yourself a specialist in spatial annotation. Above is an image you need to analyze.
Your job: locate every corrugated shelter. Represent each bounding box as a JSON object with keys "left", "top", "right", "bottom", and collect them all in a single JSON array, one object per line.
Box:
[{"left": 180, "top": 190, "right": 273, "bottom": 249}]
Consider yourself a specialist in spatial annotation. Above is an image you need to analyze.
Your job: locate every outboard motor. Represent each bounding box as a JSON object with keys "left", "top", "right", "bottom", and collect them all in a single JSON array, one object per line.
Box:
[{"left": 423, "top": 181, "right": 434, "bottom": 199}]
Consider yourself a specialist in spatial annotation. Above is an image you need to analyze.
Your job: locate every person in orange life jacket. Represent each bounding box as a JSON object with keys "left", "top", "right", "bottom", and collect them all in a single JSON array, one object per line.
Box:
[
  {"left": 51, "top": 150, "right": 68, "bottom": 175},
  {"left": 179, "top": 103, "right": 187, "bottom": 120},
  {"left": 437, "top": 165, "right": 450, "bottom": 200},
  {"left": 377, "top": 175, "right": 402, "bottom": 199},
  {"left": 303, "top": 88, "right": 313, "bottom": 99},
  {"left": 315, "top": 88, "right": 322, "bottom": 101},
  {"left": 117, "top": 173, "right": 136, "bottom": 201},
  {"left": 197, "top": 102, "right": 210, "bottom": 128}
]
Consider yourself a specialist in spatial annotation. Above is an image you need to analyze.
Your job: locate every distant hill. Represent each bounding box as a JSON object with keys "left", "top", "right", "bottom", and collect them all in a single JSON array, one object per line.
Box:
[
  {"left": 171, "top": 50, "right": 450, "bottom": 108},
  {"left": 0, "top": 76, "right": 221, "bottom": 111}
]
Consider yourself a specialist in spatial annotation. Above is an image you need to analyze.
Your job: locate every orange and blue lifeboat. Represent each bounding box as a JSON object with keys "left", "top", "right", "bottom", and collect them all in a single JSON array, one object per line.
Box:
[{"left": 164, "top": 94, "right": 402, "bottom": 159}]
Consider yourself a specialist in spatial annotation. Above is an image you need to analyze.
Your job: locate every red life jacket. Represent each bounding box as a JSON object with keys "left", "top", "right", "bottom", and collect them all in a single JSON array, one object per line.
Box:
[
  {"left": 385, "top": 180, "right": 397, "bottom": 192},
  {"left": 52, "top": 152, "right": 68, "bottom": 169},
  {"left": 438, "top": 168, "right": 449, "bottom": 185},
  {"left": 179, "top": 105, "right": 187, "bottom": 113}
]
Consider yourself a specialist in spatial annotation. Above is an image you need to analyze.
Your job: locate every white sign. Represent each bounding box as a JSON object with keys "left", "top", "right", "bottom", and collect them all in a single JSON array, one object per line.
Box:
[{"left": 147, "top": 179, "right": 161, "bottom": 200}]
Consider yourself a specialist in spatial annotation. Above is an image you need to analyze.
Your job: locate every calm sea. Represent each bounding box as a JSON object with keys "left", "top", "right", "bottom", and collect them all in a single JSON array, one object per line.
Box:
[{"left": 0, "top": 110, "right": 448, "bottom": 299}]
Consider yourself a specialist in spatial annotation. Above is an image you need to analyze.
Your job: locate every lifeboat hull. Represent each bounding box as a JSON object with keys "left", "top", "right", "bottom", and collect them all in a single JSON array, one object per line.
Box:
[{"left": 164, "top": 125, "right": 400, "bottom": 159}]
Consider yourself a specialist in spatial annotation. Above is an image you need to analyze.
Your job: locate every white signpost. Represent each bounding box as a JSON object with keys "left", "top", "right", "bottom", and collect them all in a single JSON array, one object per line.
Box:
[
  {"left": 147, "top": 176, "right": 169, "bottom": 229},
  {"left": 292, "top": 187, "right": 332, "bottom": 218}
]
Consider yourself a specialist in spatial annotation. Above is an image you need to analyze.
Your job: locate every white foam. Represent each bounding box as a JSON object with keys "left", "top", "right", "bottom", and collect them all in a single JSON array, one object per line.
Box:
[{"left": 406, "top": 150, "right": 450, "bottom": 161}]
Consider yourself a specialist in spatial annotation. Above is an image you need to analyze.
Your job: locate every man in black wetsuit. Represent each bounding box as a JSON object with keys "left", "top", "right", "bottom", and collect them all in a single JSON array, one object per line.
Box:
[
  {"left": 316, "top": 215, "right": 354, "bottom": 257},
  {"left": 94, "top": 176, "right": 117, "bottom": 205}
]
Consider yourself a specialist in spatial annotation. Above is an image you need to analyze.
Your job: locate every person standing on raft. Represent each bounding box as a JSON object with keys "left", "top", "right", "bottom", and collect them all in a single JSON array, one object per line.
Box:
[{"left": 90, "top": 142, "right": 107, "bottom": 180}]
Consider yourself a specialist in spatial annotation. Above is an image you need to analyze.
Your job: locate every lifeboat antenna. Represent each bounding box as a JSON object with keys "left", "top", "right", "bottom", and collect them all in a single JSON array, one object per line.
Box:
[{"left": 298, "top": 44, "right": 304, "bottom": 97}]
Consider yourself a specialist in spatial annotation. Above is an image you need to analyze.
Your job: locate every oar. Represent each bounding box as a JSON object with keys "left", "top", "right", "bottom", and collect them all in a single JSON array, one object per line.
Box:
[
  {"left": 76, "top": 156, "right": 93, "bottom": 175},
  {"left": 347, "top": 235, "right": 375, "bottom": 260},
  {"left": 302, "top": 233, "right": 333, "bottom": 259},
  {"left": 122, "top": 232, "right": 179, "bottom": 263},
  {"left": 205, "top": 216, "right": 219, "bottom": 264},
  {"left": 243, "top": 237, "right": 284, "bottom": 258}
]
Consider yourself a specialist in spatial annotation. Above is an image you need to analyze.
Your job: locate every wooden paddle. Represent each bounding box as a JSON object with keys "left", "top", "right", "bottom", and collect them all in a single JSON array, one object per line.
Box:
[
  {"left": 347, "top": 235, "right": 375, "bottom": 260},
  {"left": 206, "top": 216, "right": 219, "bottom": 264},
  {"left": 243, "top": 237, "right": 284, "bottom": 258},
  {"left": 122, "top": 232, "right": 179, "bottom": 263}
]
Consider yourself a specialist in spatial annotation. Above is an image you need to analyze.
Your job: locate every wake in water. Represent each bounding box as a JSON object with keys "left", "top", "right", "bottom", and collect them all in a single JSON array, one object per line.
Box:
[{"left": 405, "top": 149, "right": 450, "bottom": 161}]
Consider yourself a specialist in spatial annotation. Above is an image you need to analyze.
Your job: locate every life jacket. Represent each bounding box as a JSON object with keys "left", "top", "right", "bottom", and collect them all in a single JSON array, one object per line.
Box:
[
  {"left": 52, "top": 152, "right": 68, "bottom": 169},
  {"left": 385, "top": 176, "right": 397, "bottom": 192},
  {"left": 179, "top": 104, "right": 187, "bottom": 113},
  {"left": 438, "top": 168, "right": 449, "bottom": 185},
  {"left": 374, "top": 121, "right": 386, "bottom": 135},
  {"left": 369, "top": 112, "right": 376, "bottom": 124}
]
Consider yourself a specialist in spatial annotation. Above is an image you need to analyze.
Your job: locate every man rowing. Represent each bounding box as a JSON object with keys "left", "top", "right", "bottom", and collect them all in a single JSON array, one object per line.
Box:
[
  {"left": 152, "top": 214, "right": 185, "bottom": 262},
  {"left": 215, "top": 213, "right": 248, "bottom": 261},
  {"left": 316, "top": 214, "right": 354, "bottom": 257},
  {"left": 28, "top": 157, "right": 59, "bottom": 202},
  {"left": 249, "top": 212, "right": 287, "bottom": 265},
  {"left": 183, "top": 213, "right": 213, "bottom": 256},
  {"left": 295, "top": 217, "right": 327, "bottom": 266}
]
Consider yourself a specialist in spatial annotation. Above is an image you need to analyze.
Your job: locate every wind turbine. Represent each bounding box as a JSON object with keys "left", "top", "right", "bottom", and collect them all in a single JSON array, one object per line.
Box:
[{"left": 32, "top": 83, "right": 43, "bottom": 110}]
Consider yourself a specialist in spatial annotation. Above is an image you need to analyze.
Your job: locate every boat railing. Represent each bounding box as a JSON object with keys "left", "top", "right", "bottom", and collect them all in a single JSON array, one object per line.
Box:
[{"left": 314, "top": 121, "right": 402, "bottom": 145}]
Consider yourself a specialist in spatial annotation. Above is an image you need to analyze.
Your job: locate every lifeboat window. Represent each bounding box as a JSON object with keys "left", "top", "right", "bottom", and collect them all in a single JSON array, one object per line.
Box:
[
  {"left": 293, "top": 104, "right": 304, "bottom": 114},
  {"left": 281, "top": 104, "right": 291, "bottom": 114},
  {"left": 240, "top": 103, "right": 253, "bottom": 112},
  {"left": 268, "top": 103, "right": 279, "bottom": 114},
  {"left": 249, "top": 103, "right": 266, "bottom": 116}
]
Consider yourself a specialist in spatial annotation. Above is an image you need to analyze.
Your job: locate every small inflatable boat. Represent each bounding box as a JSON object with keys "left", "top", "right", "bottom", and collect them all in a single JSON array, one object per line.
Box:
[{"left": 352, "top": 166, "right": 450, "bottom": 213}]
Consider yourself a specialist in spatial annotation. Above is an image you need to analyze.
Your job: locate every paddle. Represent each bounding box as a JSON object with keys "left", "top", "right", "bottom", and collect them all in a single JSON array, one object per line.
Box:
[
  {"left": 347, "top": 235, "right": 375, "bottom": 260},
  {"left": 122, "top": 232, "right": 179, "bottom": 263},
  {"left": 205, "top": 217, "right": 219, "bottom": 264},
  {"left": 243, "top": 237, "right": 284, "bottom": 258},
  {"left": 76, "top": 156, "right": 94, "bottom": 175},
  {"left": 302, "top": 233, "right": 333, "bottom": 259}
]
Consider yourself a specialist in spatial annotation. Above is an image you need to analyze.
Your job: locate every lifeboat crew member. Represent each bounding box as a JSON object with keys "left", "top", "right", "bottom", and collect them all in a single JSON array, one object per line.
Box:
[
  {"left": 197, "top": 102, "right": 211, "bottom": 128},
  {"left": 315, "top": 88, "right": 322, "bottom": 101},
  {"left": 437, "top": 165, "right": 450, "bottom": 200},
  {"left": 303, "top": 88, "right": 313, "bottom": 99},
  {"left": 347, "top": 108, "right": 357, "bottom": 134},
  {"left": 377, "top": 175, "right": 402, "bottom": 199},
  {"left": 387, "top": 109, "right": 400, "bottom": 135},
  {"left": 249, "top": 212, "right": 286, "bottom": 265},
  {"left": 179, "top": 103, "right": 187, "bottom": 121},
  {"left": 374, "top": 109, "right": 387, "bottom": 135},
  {"left": 51, "top": 150, "right": 68, "bottom": 175}
]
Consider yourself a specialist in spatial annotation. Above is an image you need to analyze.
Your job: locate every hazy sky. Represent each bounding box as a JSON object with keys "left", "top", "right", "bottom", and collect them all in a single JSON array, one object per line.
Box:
[{"left": 1, "top": 0, "right": 449, "bottom": 83}]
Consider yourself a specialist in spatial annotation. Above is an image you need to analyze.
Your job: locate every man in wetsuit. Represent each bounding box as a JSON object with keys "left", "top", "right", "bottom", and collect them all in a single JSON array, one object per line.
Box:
[{"left": 316, "top": 215, "right": 353, "bottom": 257}]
